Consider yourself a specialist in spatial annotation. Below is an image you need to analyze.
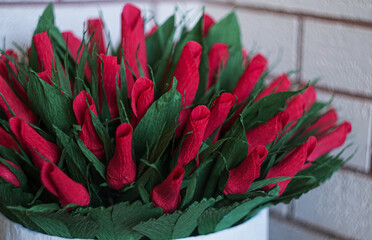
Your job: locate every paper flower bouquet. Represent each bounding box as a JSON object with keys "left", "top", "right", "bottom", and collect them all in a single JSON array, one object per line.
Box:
[{"left": 0, "top": 3, "right": 352, "bottom": 240}]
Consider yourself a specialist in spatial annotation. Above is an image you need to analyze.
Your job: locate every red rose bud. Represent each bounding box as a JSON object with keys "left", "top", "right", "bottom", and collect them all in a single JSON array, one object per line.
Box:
[
  {"left": 207, "top": 43, "right": 230, "bottom": 90},
  {"left": 224, "top": 145, "right": 268, "bottom": 195},
  {"left": 131, "top": 77, "right": 154, "bottom": 127},
  {"left": 37, "top": 71, "right": 52, "bottom": 85},
  {"left": 87, "top": 18, "right": 106, "bottom": 55},
  {"left": 308, "top": 121, "right": 352, "bottom": 162},
  {"left": 302, "top": 85, "right": 317, "bottom": 111},
  {"left": 121, "top": 4, "right": 149, "bottom": 95},
  {"left": 41, "top": 161, "right": 90, "bottom": 207},
  {"left": 175, "top": 108, "right": 192, "bottom": 139},
  {"left": 232, "top": 54, "right": 268, "bottom": 104},
  {"left": 0, "top": 75, "right": 37, "bottom": 125},
  {"left": 284, "top": 94, "right": 306, "bottom": 124},
  {"left": 151, "top": 165, "right": 185, "bottom": 213},
  {"left": 146, "top": 25, "right": 158, "bottom": 37},
  {"left": 33, "top": 31, "right": 55, "bottom": 72},
  {"left": 303, "top": 108, "right": 338, "bottom": 136},
  {"left": 203, "top": 93, "right": 236, "bottom": 141},
  {"left": 0, "top": 160, "right": 21, "bottom": 187},
  {"left": 73, "top": 91, "right": 105, "bottom": 160},
  {"left": 9, "top": 117, "right": 61, "bottom": 170},
  {"left": 256, "top": 73, "right": 291, "bottom": 101},
  {"left": 0, "top": 126, "right": 18, "bottom": 150},
  {"left": 263, "top": 136, "right": 317, "bottom": 196},
  {"left": 174, "top": 41, "right": 202, "bottom": 107},
  {"left": 98, "top": 54, "right": 121, "bottom": 117},
  {"left": 246, "top": 112, "right": 289, "bottom": 154},
  {"left": 106, "top": 123, "right": 136, "bottom": 190},
  {"left": 203, "top": 13, "right": 215, "bottom": 36},
  {"left": 178, "top": 105, "right": 210, "bottom": 167},
  {"left": 62, "top": 31, "right": 92, "bottom": 82}
]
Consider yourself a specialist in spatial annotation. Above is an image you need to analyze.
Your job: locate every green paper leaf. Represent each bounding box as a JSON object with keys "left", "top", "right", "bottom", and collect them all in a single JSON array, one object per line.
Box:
[
  {"left": 206, "top": 12, "right": 241, "bottom": 48},
  {"left": 76, "top": 138, "right": 106, "bottom": 179}
]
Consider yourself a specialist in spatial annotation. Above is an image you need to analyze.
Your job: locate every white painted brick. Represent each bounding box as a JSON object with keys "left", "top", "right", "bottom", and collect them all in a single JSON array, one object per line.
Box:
[
  {"left": 293, "top": 170, "right": 372, "bottom": 240},
  {"left": 316, "top": 91, "right": 372, "bottom": 172},
  {"left": 235, "top": 0, "right": 372, "bottom": 22},
  {"left": 269, "top": 203, "right": 289, "bottom": 217},
  {"left": 302, "top": 20, "right": 372, "bottom": 96},
  {"left": 237, "top": 9, "right": 298, "bottom": 76},
  {"left": 269, "top": 217, "right": 337, "bottom": 240}
]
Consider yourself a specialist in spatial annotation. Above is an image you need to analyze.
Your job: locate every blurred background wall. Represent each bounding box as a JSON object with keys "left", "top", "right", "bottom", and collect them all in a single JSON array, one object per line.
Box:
[{"left": 1, "top": 0, "right": 371, "bottom": 239}]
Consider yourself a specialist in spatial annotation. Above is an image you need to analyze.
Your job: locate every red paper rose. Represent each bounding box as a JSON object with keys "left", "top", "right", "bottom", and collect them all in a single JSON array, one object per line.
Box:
[
  {"left": 207, "top": 43, "right": 230, "bottom": 90},
  {"left": 0, "top": 160, "right": 21, "bottom": 187},
  {"left": 0, "top": 75, "right": 37, "bottom": 125},
  {"left": 151, "top": 165, "right": 185, "bottom": 213},
  {"left": 9, "top": 117, "right": 61, "bottom": 170},
  {"left": 130, "top": 77, "right": 154, "bottom": 127},
  {"left": 256, "top": 73, "right": 291, "bottom": 101},
  {"left": 87, "top": 18, "right": 106, "bottom": 55},
  {"left": 121, "top": 4, "right": 149, "bottom": 95},
  {"left": 224, "top": 145, "right": 268, "bottom": 195},
  {"left": 303, "top": 108, "right": 338, "bottom": 136},
  {"left": 33, "top": 31, "right": 55, "bottom": 73},
  {"left": 73, "top": 90, "right": 105, "bottom": 160},
  {"left": 203, "top": 13, "right": 215, "bottom": 36},
  {"left": 41, "top": 161, "right": 90, "bottom": 207},
  {"left": 0, "top": 126, "right": 18, "bottom": 151},
  {"left": 263, "top": 136, "right": 317, "bottom": 195},
  {"left": 106, "top": 123, "right": 136, "bottom": 190},
  {"left": 178, "top": 105, "right": 210, "bottom": 167}
]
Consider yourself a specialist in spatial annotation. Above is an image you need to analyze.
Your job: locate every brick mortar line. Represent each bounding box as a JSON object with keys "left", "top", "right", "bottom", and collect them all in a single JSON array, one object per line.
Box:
[
  {"left": 311, "top": 84, "right": 372, "bottom": 102},
  {"left": 202, "top": 0, "right": 372, "bottom": 29},
  {"left": 270, "top": 211, "right": 354, "bottom": 240}
]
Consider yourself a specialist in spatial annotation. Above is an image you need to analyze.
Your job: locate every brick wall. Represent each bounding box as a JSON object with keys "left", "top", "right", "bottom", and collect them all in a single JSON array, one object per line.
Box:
[{"left": 0, "top": 0, "right": 371, "bottom": 239}]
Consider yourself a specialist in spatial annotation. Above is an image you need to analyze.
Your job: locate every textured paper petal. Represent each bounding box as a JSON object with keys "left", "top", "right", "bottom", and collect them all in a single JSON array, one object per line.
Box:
[
  {"left": 107, "top": 123, "right": 136, "bottom": 190},
  {"left": 207, "top": 43, "right": 230, "bottom": 90},
  {"left": 203, "top": 13, "right": 215, "bottom": 36},
  {"left": 0, "top": 126, "right": 18, "bottom": 151},
  {"left": 87, "top": 18, "right": 106, "bottom": 55},
  {"left": 263, "top": 136, "right": 317, "bottom": 195},
  {"left": 37, "top": 70, "right": 53, "bottom": 85},
  {"left": 0, "top": 75, "right": 37, "bottom": 125},
  {"left": 73, "top": 91, "right": 105, "bottom": 160},
  {"left": 131, "top": 77, "right": 154, "bottom": 126},
  {"left": 0, "top": 160, "right": 21, "bottom": 187},
  {"left": 173, "top": 41, "right": 202, "bottom": 107},
  {"left": 304, "top": 108, "right": 338, "bottom": 136},
  {"left": 203, "top": 92, "right": 236, "bottom": 141},
  {"left": 9, "top": 117, "right": 61, "bottom": 170},
  {"left": 98, "top": 54, "right": 121, "bottom": 117},
  {"left": 232, "top": 54, "right": 268, "bottom": 104},
  {"left": 256, "top": 73, "right": 291, "bottom": 101},
  {"left": 33, "top": 31, "right": 55, "bottom": 72},
  {"left": 175, "top": 108, "right": 192, "bottom": 139},
  {"left": 308, "top": 121, "right": 352, "bottom": 162},
  {"left": 284, "top": 94, "right": 306, "bottom": 124},
  {"left": 41, "top": 161, "right": 90, "bottom": 207},
  {"left": 151, "top": 165, "right": 185, "bottom": 213},
  {"left": 121, "top": 3, "right": 149, "bottom": 96},
  {"left": 246, "top": 112, "right": 289, "bottom": 153},
  {"left": 146, "top": 25, "right": 158, "bottom": 37},
  {"left": 302, "top": 85, "right": 317, "bottom": 111},
  {"left": 178, "top": 105, "right": 210, "bottom": 167},
  {"left": 224, "top": 145, "right": 268, "bottom": 195}
]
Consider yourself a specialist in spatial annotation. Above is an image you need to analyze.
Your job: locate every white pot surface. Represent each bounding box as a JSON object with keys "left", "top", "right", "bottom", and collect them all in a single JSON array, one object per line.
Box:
[{"left": 0, "top": 208, "right": 268, "bottom": 240}]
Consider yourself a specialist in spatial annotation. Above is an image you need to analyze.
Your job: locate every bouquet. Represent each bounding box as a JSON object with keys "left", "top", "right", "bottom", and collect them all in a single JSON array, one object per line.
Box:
[{"left": 0, "top": 3, "right": 352, "bottom": 240}]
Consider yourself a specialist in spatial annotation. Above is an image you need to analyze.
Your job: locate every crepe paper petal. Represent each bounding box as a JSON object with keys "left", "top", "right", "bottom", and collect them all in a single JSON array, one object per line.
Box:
[
  {"left": 33, "top": 31, "right": 55, "bottom": 72},
  {"left": 0, "top": 50, "right": 27, "bottom": 101},
  {"left": 130, "top": 77, "right": 154, "bottom": 127},
  {"left": 263, "top": 136, "right": 317, "bottom": 196},
  {"left": 203, "top": 92, "right": 236, "bottom": 141},
  {"left": 207, "top": 43, "right": 230, "bottom": 90},
  {"left": 151, "top": 165, "right": 185, "bottom": 213},
  {"left": 0, "top": 126, "right": 18, "bottom": 151},
  {"left": 0, "top": 75, "right": 37, "bottom": 125},
  {"left": 98, "top": 54, "right": 121, "bottom": 118},
  {"left": 302, "top": 85, "right": 317, "bottom": 111},
  {"left": 87, "top": 18, "right": 106, "bottom": 55},
  {"left": 203, "top": 13, "right": 215, "bottom": 36},
  {"left": 246, "top": 112, "right": 289, "bottom": 154},
  {"left": 303, "top": 108, "right": 338, "bottom": 137},
  {"left": 0, "top": 160, "right": 21, "bottom": 187},
  {"left": 232, "top": 54, "right": 268, "bottom": 105},
  {"left": 121, "top": 3, "right": 149, "bottom": 96},
  {"left": 41, "top": 161, "right": 90, "bottom": 207},
  {"left": 284, "top": 94, "right": 306, "bottom": 124},
  {"left": 178, "top": 105, "right": 210, "bottom": 167},
  {"left": 175, "top": 108, "right": 192, "bottom": 139},
  {"left": 9, "top": 117, "right": 61, "bottom": 170},
  {"left": 62, "top": 31, "right": 92, "bottom": 82},
  {"left": 173, "top": 41, "right": 202, "bottom": 107},
  {"left": 106, "top": 123, "right": 136, "bottom": 190},
  {"left": 224, "top": 145, "right": 268, "bottom": 195},
  {"left": 37, "top": 70, "right": 53, "bottom": 85},
  {"left": 146, "top": 25, "right": 158, "bottom": 37},
  {"left": 242, "top": 48, "right": 249, "bottom": 67},
  {"left": 256, "top": 73, "right": 291, "bottom": 101},
  {"left": 73, "top": 91, "right": 105, "bottom": 160},
  {"left": 308, "top": 121, "right": 352, "bottom": 162}
]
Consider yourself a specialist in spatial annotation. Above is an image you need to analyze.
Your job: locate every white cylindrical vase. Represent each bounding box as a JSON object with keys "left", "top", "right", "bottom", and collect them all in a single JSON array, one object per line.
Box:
[{"left": 0, "top": 208, "right": 268, "bottom": 240}]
